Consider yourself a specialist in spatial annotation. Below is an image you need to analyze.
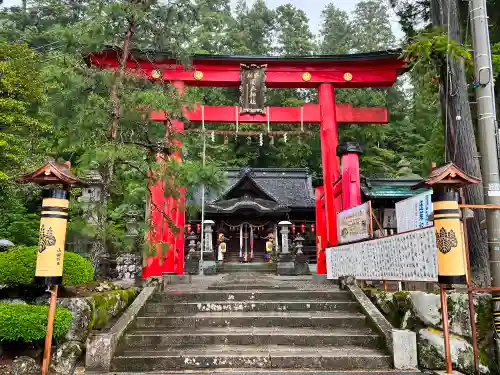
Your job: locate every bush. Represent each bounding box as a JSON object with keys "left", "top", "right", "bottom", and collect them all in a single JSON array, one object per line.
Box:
[
  {"left": 0, "top": 303, "right": 72, "bottom": 342},
  {"left": 0, "top": 246, "right": 94, "bottom": 286},
  {"left": 62, "top": 251, "right": 95, "bottom": 285}
]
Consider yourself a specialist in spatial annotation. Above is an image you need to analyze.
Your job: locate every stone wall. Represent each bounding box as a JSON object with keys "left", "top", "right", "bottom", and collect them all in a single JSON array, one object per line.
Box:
[
  {"left": 14, "top": 283, "right": 140, "bottom": 375},
  {"left": 363, "top": 288, "right": 494, "bottom": 374},
  {"left": 116, "top": 254, "right": 140, "bottom": 280}
]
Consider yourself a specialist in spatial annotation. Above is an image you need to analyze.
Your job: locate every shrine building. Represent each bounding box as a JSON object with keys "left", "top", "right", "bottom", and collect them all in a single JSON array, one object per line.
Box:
[{"left": 191, "top": 167, "right": 316, "bottom": 263}]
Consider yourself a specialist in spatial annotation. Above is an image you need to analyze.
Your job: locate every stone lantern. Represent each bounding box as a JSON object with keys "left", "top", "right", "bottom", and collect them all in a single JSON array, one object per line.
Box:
[
  {"left": 294, "top": 233, "right": 305, "bottom": 255},
  {"left": 293, "top": 233, "right": 310, "bottom": 275},
  {"left": 277, "top": 220, "right": 294, "bottom": 275},
  {"left": 278, "top": 220, "right": 292, "bottom": 253},
  {"left": 184, "top": 231, "right": 200, "bottom": 275},
  {"left": 201, "top": 220, "right": 217, "bottom": 275}
]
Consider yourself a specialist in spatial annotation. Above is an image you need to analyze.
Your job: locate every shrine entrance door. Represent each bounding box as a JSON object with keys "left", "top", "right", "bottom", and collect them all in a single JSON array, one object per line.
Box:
[{"left": 218, "top": 220, "right": 276, "bottom": 264}]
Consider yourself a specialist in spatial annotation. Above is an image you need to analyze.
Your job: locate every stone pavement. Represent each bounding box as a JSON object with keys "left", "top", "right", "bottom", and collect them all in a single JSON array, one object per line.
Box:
[{"left": 98, "top": 273, "right": 404, "bottom": 373}]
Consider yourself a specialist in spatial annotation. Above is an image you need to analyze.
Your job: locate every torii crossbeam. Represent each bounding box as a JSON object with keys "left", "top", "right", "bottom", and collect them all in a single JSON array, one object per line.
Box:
[
  {"left": 88, "top": 48, "right": 405, "bottom": 277},
  {"left": 150, "top": 103, "right": 388, "bottom": 124}
]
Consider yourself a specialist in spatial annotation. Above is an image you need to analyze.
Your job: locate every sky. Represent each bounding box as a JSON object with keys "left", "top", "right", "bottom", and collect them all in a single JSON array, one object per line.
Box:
[{"left": 1, "top": 0, "right": 403, "bottom": 40}]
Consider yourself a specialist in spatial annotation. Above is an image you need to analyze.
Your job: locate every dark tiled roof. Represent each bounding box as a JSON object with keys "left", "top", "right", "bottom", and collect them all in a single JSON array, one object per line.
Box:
[
  {"left": 195, "top": 167, "right": 314, "bottom": 209},
  {"left": 220, "top": 167, "right": 315, "bottom": 208}
]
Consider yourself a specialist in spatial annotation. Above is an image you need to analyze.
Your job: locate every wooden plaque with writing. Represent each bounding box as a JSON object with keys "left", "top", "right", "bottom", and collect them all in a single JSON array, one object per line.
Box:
[{"left": 240, "top": 64, "right": 267, "bottom": 114}]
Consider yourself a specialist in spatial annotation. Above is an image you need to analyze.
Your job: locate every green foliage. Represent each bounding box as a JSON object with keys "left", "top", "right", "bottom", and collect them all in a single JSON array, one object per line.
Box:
[
  {"left": 493, "top": 43, "right": 500, "bottom": 78},
  {"left": 320, "top": 5, "right": 354, "bottom": 54},
  {"left": 0, "top": 246, "right": 94, "bottom": 286},
  {"left": 228, "top": 0, "right": 275, "bottom": 55},
  {"left": 0, "top": 183, "right": 41, "bottom": 246},
  {"left": 352, "top": 0, "right": 396, "bottom": 51},
  {"left": 274, "top": 4, "right": 315, "bottom": 55},
  {"left": 62, "top": 251, "right": 95, "bottom": 285},
  {"left": 404, "top": 29, "right": 474, "bottom": 73},
  {"left": 0, "top": 41, "right": 46, "bottom": 180},
  {"left": 0, "top": 303, "right": 71, "bottom": 342}
]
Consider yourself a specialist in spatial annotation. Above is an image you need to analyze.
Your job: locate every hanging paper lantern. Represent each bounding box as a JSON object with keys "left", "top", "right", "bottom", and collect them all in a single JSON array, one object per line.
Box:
[
  {"left": 197, "top": 223, "right": 201, "bottom": 233},
  {"left": 311, "top": 223, "right": 315, "bottom": 233},
  {"left": 292, "top": 223, "right": 295, "bottom": 233},
  {"left": 187, "top": 223, "right": 192, "bottom": 233},
  {"left": 301, "top": 223, "right": 305, "bottom": 233}
]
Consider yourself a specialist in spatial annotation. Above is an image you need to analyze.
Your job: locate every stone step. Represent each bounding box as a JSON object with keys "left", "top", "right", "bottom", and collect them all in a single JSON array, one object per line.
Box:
[
  {"left": 111, "top": 345, "right": 392, "bottom": 371},
  {"left": 208, "top": 284, "right": 296, "bottom": 290},
  {"left": 217, "top": 263, "right": 277, "bottom": 273},
  {"left": 122, "top": 327, "right": 384, "bottom": 348},
  {"left": 145, "top": 300, "right": 360, "bottom": 314},
  {"left": 135, "top": 311, "right": 366, "bottom": 329},
  {"left": 151, "top": 290, "right": 351, "bottom": 303}
]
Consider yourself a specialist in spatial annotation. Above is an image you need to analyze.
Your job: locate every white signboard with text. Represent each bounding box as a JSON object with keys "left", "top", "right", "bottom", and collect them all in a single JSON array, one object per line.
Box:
[
  {"left": 326, "top": 226, "right": 438, "bottom": 282},
  {"left": 395, "top": 190, "right": 433, "bottom": 233},
  {"left": 337, "top": 202, "right": 372, "bottom": 244}
]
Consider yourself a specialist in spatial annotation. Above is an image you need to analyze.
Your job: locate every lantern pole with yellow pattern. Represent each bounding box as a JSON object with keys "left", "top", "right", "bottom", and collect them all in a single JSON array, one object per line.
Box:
[
  {"left": 433, "top": 190, "right": 467, "bottom": 285},
  {"left": 412, "top": 162, "right": 481, "bottom": 374},
  {"left": 21, "top": 160, "right": 85, "bottom": 375}
]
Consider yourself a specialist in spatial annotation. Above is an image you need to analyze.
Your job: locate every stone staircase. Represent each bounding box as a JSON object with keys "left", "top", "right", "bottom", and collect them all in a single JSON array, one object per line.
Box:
[
  {"left": 110, "top": 274, "right": 392, "bottom": 372},
  {"left": 217, "top": 262, "right": 277, "bottom": 273}
]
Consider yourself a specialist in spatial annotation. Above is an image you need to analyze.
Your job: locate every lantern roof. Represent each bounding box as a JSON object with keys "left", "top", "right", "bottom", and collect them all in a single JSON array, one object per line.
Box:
[
  {"left": 412, "top": 162, "right": 481, "bottom": 190},
  {"left": 21, "top": 160, "right": 86, "bottom": 186}
]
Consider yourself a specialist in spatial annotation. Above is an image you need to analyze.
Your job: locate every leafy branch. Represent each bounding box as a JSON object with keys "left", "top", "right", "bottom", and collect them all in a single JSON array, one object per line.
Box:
[{"left": 404, "top": 29, "right": 473, "bottom": 74}]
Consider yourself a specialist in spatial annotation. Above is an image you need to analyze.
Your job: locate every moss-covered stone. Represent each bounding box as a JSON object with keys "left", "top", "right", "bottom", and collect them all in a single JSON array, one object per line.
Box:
[
  {"left": 475, "top": 294, "right": 495, "bottom": 372},
  {"left": 88, "top": 288, "right": 138, "bottom": 330},
  {"left": 364, "top": 288, "right": 494, "bottom": 373},
  {"left": 418, "top": 328, "right": 485, "bottom": 374},
  {"left": 393, "top": 291, "right": 414, "bottom": 329}
]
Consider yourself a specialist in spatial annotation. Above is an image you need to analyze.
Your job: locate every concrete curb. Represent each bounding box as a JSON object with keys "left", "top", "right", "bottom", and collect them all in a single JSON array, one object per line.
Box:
[
  {"left": 341, "top": 278, "right": 418, "bottom": 370},
  {"left": 85, "top": 284, "right": 158, "bottom": 371}
]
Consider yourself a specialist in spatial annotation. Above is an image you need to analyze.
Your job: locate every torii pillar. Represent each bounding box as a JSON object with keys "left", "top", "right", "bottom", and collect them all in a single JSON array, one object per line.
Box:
[{"left": 318, "top": 84, "right": 339, "bottom": 247}]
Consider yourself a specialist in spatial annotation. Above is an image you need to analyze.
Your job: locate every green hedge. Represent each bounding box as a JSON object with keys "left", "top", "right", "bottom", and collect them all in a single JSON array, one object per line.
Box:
[
  {"left": 0, "top": 303, "right": 72, "bottom": 342},
  {"left": 0, "top": 246, "right": 94, "bottom": 286}
]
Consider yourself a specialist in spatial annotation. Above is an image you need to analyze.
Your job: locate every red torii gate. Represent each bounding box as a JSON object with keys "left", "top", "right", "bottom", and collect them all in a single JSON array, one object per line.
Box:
[{"left": 89, "top": 49, "right": 404, "bottom": 276}]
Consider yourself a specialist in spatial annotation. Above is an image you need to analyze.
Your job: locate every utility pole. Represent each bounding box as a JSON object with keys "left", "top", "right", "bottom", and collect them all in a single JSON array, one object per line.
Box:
[{"left": 469, "top": 0, "right": 500, "bottom": 344}]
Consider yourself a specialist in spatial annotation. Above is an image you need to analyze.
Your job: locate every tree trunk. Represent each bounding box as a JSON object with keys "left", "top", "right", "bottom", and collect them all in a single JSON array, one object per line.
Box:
[
  {"left": 431, "top": 0, "right": 490, "bottom": 286},
  {"left": 91, "top": 23, "right": 135, "bottom": 273}
]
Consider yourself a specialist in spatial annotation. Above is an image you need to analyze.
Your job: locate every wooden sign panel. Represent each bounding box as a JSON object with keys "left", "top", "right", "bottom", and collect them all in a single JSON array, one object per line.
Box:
[{"left": 240, "top": 64, "right": 267, "bottom": 114}]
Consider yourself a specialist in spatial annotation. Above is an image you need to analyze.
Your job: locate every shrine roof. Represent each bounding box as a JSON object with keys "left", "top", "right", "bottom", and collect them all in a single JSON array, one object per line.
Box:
[
  {"left": 223, "top": 167, "right": 316, "bottom": 208},
  {"left": 194, "top": 167, "right": 315, "bottom": 210},
  {"left": 361, "top": 177, "right": 430, "bottom": 199}
]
